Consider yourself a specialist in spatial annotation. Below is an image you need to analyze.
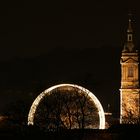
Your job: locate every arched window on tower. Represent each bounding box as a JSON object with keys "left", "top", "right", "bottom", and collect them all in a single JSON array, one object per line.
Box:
[{"left": 128, "top": 66, "right": 133, "bottom": 77}]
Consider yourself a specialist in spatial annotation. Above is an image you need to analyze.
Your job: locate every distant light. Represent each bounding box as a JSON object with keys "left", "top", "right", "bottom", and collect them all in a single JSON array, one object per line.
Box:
[
  {"left": 27, "top": 84, "right": 105, "bottom": 129},
  {"left": 0, "top": 115, "right": 8, "bottom": 121}
]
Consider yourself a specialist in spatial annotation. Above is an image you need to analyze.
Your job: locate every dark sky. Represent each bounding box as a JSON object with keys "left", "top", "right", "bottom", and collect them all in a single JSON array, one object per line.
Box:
[
  {"left": 1, "top": 0, "right": 140, "bottom": 61},
  {"left": 0, "top": 1, "right": 140, "bottom": 115}
]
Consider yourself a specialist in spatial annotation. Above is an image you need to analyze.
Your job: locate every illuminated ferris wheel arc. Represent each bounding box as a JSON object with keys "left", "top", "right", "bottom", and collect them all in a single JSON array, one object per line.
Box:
[{"left": 27, "top": 84, "right": 105, "bottom": 129}]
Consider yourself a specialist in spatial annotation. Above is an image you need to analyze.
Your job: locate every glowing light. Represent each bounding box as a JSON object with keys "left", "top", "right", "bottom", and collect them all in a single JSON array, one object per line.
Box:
[{"left": 27, "top": 84, "right": 105, "bottom": 129}]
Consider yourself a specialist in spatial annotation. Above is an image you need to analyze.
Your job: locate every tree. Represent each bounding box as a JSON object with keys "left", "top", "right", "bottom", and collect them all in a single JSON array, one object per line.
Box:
[{"left": 34, "top": 86, "right": 99, "bottom": 131}]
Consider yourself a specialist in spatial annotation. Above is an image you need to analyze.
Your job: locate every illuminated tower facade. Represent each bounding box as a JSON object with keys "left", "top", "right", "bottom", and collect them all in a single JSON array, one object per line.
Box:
[{"left": 120, "top": 17, "right": 140, "bottom": 124}]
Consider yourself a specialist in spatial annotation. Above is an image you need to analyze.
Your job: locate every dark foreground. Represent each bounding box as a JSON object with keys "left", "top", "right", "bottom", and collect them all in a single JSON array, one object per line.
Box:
[{"left": 0, "top": 124, "right": 140, "bottom": 140}]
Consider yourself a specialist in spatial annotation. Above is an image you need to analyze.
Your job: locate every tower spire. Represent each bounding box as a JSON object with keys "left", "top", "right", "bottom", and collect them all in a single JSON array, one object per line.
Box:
[
  {"left": 127, "top": 13, "right": 133, "bottom": 33},
  {"left": 123, "top": 14, "right": 135, "bottom": 52}
]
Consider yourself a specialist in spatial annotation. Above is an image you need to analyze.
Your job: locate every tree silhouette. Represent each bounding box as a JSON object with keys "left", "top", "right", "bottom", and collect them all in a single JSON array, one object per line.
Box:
[{"left": 34, "top": 86, "right": 99, "bottom": 131}]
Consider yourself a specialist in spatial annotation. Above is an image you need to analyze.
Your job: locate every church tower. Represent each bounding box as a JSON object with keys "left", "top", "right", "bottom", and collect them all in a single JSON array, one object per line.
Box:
[{"left": 120, "top": 16, "right": 140, "bottom": 124}]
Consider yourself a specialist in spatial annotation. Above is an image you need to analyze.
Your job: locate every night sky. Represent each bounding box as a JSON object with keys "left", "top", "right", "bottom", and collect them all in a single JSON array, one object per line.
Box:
[{"left": 0, "top": 1, "right": 140, "bottom": 115}]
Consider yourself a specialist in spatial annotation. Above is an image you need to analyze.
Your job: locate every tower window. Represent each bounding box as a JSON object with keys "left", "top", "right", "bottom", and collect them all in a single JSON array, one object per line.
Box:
[
  {"left": 128, "top": 67, "right": 133, "bottom": 77},
  {"left": 128, "top": 34, "right": 132, "bottom": 41}
]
